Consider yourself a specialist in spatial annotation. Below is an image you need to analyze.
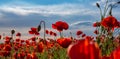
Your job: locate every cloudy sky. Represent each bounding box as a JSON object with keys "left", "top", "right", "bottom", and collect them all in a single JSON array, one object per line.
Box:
[{"left": 0, "top": 0, "right": 120, "bottom": 39}]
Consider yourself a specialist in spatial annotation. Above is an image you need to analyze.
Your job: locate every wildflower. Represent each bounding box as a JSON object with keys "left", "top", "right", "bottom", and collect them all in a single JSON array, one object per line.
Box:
[
  {"left": 45, "top": 30, "right": 49, "bottom": 34},
  {"left": 2, "top": 51, "right": 10, "bottom": 57},
  {"left": 15, "top": 38, "right": 20, "bottom": 42},
  {"left": 57, "top": 38, "right": 72, "bottom": 48},
  {"left": 26, "top": 53, "right": 32, "bottom": 59},
  {"left": 93, "top": 22, "right": 101, "bottom": 27},
  {"left": 50, "top": 31, "right": 53, "bottom": 35},
  {"left": 52, "top": 21, "right": 69, "bottom": 32},
  {"left": 82, "top": 34, "right": 86, "bottom": 37},
  {"left": 53, "top": 33, "right": 57, "bottom": 36},
  {"left": 20, "top": 51, "right": 26, "bottom": 59},
  {"left": 110, "top": 46, "right": 120, "bottom": 59},
  {"left": 102, "top": 56, "right": 110, "bottom": 59},
  {"left": 67, "top": 38, "right": 101, "bottom": 59},
  {"left": 3, "top": 44, "right": 11, "bottom": 51},
  {"left": 29, "top": 27, "right": 39, "bottom": 35},
  {"left": 76, "top": 30, "right": 83, "bottom": 35},
  {"left": 101, "top": 16, "right": 119, "bottom": 31},
  {"left": 16, "top": 32, "right": 21, "bottom": 37},
  {"left": 37, "top": 42, "right": 44, "bottom": 53},
  {"left": 31, "top": 52, "right": 38, "bottom": 59},
  {"left": 5, "top": 36, "right": 11, "bottom": 44},
  {"left": 94, "top": 30, "right": 99, "bottom": 35},
  {"left": 31, "top": 37, "right": 36, "bottom": 41}
]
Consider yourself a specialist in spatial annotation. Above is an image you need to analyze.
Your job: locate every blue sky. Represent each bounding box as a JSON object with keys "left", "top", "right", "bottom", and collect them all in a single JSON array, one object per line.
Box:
[
  {"left": 0, "top": 0, "right": 120, "bottom": 39},
  {"left": 0, "top": 0, "right": 94, "bottom": 5}
]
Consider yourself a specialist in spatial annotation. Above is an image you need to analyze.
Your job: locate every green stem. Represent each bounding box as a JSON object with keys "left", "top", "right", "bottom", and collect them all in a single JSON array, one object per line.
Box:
[
  {"left": 70, "top": 32, "right": 73, "bottom": 40},
  {"left": 40, "top": 21, "right": 46, "bottom": 40},
  {"left": 99, "top": 7, "right": 103, "bottom": 20},
  {"left": 103, "top": 0, "right": 108, "bottom": 17},
  {"left": 59, "top": 32, "right": 63, "bottom": 38}
]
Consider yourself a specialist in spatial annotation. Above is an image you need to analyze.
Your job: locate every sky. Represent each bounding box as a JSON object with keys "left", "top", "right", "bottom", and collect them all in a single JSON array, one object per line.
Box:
[{"left": 0, "top": 0, "right": 120, "bottom": 39}]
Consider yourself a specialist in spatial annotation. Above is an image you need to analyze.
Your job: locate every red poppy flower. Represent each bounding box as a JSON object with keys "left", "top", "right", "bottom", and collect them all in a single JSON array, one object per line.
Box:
[
  {"left": 57, "top": 38, "right": 72, "bottom": 48},
  {"left": 67, "top": 37, "right": 101, "bottom": 59},
  {"left": 46, "top": 41, "right": 54, "bottom": 49},
  {"left": 102, "top": 56, "right": 110, "bottom": 59},
  {"left": 31, "top": 37, "right": 36, "bottom": 41},
  {"left": 14, "top": 51, "right": 26, "bottom": 59},
  {"left": 21, "top": 40, "right": 25, "bottom": 43},
  {"left": 110, "top": 46, "right": 120, "bottom": 59},
  {"left": 4, "top": 36, "right": 11, "bottom": 44},
  {"left": 3, "top": 44, "right": 11, "bottom": 51},
  {"left": 52, "top": 24, "right": 57, "bottom": 29},
  {"left": 62, "top": 22, "right": 69, "bottom": 30},
  {"left": 16, "top": 32, "right": 21, "bottom": 37},
  {"left": 82, "top": 34, "right": 86, "bottom": 37},
  {"left": 37, "top": 42, "right": 44, "bottom": 53},
  {"left": 52, "top": 21, "right": 69, "bottom": 32},
  {"left": 53, "top": 33, "right": 57, "bottom": 36},
  {"left": 101, "top": 16, "right": 119, "bottom": 31},
  {"left": 31, "top": 52, "right": 38, "bottom": 59},
  {"left": 14, "top": 46, "right": 19, "bottom": 51},
  {"left": 15, "top": 38, "right": 20, "bottom": 42},
  {"left": 45, "top": 30, "right": 49, "bottom": 34},
  {"left": 13, "top": 52, "right": 18, "bottom": 59},
  {"left": 26, "top": 53, "right": 32, "bottom": 59},
  {"left": 2, "top": 51, "right": 10, "bottom": 57},
  {"left": 0, "top": 44, "right": 4, "bottom": 50},
  {"left": 93, "top": 22, "right": 101, "bottom": 27},
  {"left": 76, "top": 30, "right": 83, "bottom": 35},
  {"left": 94, "top": 30, "right": 99, "bottom": 34},
  {"left": 29, "top": 27, "right": 39, "bottom": 35},
  {"left": 26, "top": 40, "right": 30, "bottom": 45},
  {"left": 50, "top": 31, "right": 53, "bottom": 35}
]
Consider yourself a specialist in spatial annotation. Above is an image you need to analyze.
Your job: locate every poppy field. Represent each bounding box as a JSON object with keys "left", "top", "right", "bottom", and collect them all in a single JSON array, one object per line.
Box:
[{"left": 0, "top": 0, "right": 120, "bottom": 59}]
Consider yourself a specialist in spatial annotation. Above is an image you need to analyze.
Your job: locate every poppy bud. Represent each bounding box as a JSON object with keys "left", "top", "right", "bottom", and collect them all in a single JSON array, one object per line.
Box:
[
  {"left": 11, "top": 29, "right": 15, "bottom": 35},
  {"left": 76, "top": 30, "right": 83, "bottom": 36},
  {"left": 109, "top": 8, "right": 112, "bottom": 16},
  {"left": 93, "top": 22, "right": 101, "bottom": 27},
  {"left": 96, "top": 3, "right": 100, "bottom": 8},
  {"left": 0, "top": 35, "right": 1, "bottom": 39},
  {"left": 53, "top": 33, "right": 57, "bottom": 36},
  {"left": 16, "top": 32, "right": 21, "bottom": 37},
  {"left": 37, "top": 25, "right": 41, "bottom": 32},
  {"left": 117, "top": 1, "right": 120, "bottom": 4},
  {"left": 45, "top": 30, "right": 49, "bottom": 34}
]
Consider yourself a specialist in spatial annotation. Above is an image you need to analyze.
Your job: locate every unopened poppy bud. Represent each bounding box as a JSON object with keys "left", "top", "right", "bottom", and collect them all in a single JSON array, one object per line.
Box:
[
  {"left": 117, "top": 1, "right": 120, "bottom": 4},
  {"left": 109, "top": 9, "right": 112, "bottom": 16},
  {"left": 37, "top": 25, "right": 41, "bottom": 32},
  {"left": 96, "top": 3, "right": 100, "bottom": 8},
  {"left": 0, "top": 35, "right": 1, "bottom": 39},
  {"left": 11, "top": 29, "right": 15, "bottom": 34}
]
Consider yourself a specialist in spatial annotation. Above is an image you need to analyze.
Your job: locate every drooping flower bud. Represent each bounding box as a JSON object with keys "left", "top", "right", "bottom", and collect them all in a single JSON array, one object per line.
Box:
[
  {"left": 11, "top": 29, "right": 15, "bottom": 35},
  {"left": 109, "top": 9, "right": 112, "bottom": 16},
  {"left": 0, "top": 35, "right": 1, "bottom": 39},
  {"left": 37, "top": 25, "right": 41, "bottom": 32},
  {"left": 96, "top": 3, "right": 100, "bottom": 8},
  {"left": 117, "top": 1, "right": 120, "bottom": 4}
]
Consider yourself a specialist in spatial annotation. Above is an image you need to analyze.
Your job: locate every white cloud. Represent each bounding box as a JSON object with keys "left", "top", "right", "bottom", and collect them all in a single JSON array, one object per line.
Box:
[
  {"left": 0, "top": 3, "right": 96, "bottom": 16},
  {"left": 70, "top": 21, "right": 93, "bottom": 26}
]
